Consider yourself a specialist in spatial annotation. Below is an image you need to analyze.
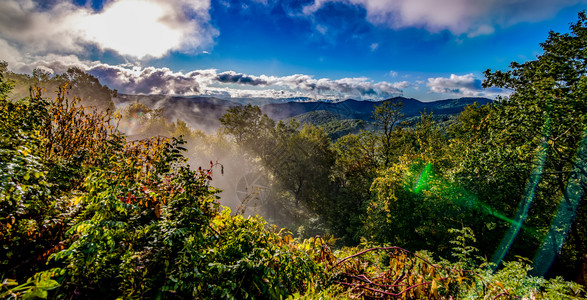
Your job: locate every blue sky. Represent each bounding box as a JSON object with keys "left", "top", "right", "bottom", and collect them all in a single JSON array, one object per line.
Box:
[{"left": 1, "top": 0, "right": 586, "bottom": 101}]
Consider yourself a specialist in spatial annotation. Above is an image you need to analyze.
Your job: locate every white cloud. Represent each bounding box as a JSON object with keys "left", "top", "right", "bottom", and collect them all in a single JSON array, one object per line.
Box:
[
  {"left": 0, "top": 0, "right": 216, "bottom": 59},
  {"left": 80, "top": 63, "right": 406, "bottom": 100},
  {"left": 301, "top": 0, "right": 586, "bottom": 36},
  {"left": 467, "top": 24, "right": 495, "bottom": 38},
  {"left": 427, "top": 73, "right": 480, "bottom": 96},
  {"left": 272, "top": 74, "right": 405, "bottom": 99},
  {"left": 2, "top": 53, "right": 406, "bottom": 100},
  {"left": 426, "top": 73, "right": 506, "bottom": 97},
  {"left": 0, "top": 39, "right": 23, "bottom": 67},
  {"left": 0, "top": 45, "right": 96, "bottom": 75},
  {"left": 0, "top": 0, "right": 88, "bottom": 54},
  {"left": 316, "top": 24, "right": 328, "bottom": 35},
  {"left": 88, "top": 64, "right": 217, "bottom": 94}
]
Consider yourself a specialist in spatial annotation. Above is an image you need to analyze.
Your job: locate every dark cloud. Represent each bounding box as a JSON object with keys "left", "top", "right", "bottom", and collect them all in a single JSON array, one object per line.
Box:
[
  {"left": 216, "top": 71, "right": 269, "bottom": 86},
  {"left": 88, "top": 64, "right": 203, "bottom": 95}
]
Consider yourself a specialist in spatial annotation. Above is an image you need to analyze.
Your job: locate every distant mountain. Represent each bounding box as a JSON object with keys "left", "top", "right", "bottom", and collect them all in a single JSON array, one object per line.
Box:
[
  {"left": 225, "top": 96, "right": 331, "bottom": 106},
  {"left": 261, "top": 97, "right": 492, "bottom": 122},
  {"left": 113, "top": 94, "right": 492, "bottom": 134}
]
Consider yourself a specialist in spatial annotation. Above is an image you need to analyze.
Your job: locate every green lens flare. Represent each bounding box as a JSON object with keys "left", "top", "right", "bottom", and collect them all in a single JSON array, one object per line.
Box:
[
  {"left": 406, "top": 118, "right": 552, "bottom": 269},
  {"left": 409, "top": 162, "right": 540, "bottom": 240},
  {"left": 413, "top": 163, "right": 433, "bottom": 193}
]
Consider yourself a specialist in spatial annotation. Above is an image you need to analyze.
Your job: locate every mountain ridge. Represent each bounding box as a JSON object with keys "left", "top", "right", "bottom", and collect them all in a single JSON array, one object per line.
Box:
[
  {"left": 261, "top": 96, "right": 492, "bottom": 121},
  {"left": 114, "top": 94, "right": 492, "bottom": 133}
]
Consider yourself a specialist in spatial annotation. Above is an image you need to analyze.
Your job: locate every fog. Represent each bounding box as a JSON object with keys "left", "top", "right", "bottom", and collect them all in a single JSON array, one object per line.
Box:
[{"left": 114, "top": 95, "right": 306, "bottom": 230}]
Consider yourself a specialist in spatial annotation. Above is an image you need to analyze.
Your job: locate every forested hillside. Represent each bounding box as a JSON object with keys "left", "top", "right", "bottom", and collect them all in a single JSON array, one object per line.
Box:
[
  {"left": 261, "top": 97, "right": 492, "bottom": 121},
  {"left": 1, "top": 11, "right": 587, "bottom": 300}
]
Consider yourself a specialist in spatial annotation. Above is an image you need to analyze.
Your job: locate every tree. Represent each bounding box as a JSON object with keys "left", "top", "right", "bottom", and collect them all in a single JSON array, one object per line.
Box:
[
  {"left": 268, "top": 124, "right": 335, "bottom": 210},
  {"left": 219, "top": 104, "right": 275, "bottom": 158},
  {"left": 63, "top": 67, "right": 116, "bottom": 110},
  {"left": 464, "top": 11, "right": 587, "bottom": 277},
  {"left": 4, "top": 65, "right": 116, "bottom": 110},
  {"left": 0, "top": 61, "right": 13, "bottom": 100},
  {"left": 373, "top": 100, "right": 404, "bottom": 167},
  {"left": 328, "top": 131, "right": 379, "bottom": 244}
]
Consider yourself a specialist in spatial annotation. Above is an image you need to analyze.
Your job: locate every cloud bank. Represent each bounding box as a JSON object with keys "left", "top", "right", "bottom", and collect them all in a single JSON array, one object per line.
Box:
[
  {"left": 426, "top": 73, "right": 506, "bottom": 98},
  {"left": 301, "top": 0, "right": 586, "bottom": 36},
  {"left": 0, "top": 0, "right": 216, "bottom": 60},
  {"left": 4, "top": 55, "right": 506, "bottom": 100},
  {"left": 82, "top": 63, "right": 409, "bottom": 100}
]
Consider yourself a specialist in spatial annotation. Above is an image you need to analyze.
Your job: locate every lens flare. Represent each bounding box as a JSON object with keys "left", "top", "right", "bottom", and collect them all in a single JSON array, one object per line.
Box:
[
  {"left": 413, "top": 162, "right": 433, "bottom": 193},
  {"left": 532, "top": 129, "right": 587, "bottom": 276},
  {"left": 490, "top": 117, "right": 551, "bottom": 269},
  {"left": 409, "top": 162, "right": 540, "bottom": 239}
]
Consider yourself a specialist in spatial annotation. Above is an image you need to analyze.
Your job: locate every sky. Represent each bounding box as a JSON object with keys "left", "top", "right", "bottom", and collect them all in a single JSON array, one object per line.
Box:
[{"left": 1, "top": 0, "right": 586, "bottom": 101}]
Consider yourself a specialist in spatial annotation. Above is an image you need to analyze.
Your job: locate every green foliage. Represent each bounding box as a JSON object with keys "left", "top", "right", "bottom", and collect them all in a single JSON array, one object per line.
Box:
[
  {"left": 455, "top": 10, "right": 587, "bottom": 272},
  {"left": 286, "top": 110, "right": 372, "bottom": 139},
  {"left": 1, "top": 269, "right": 63, "bottom": 300},
  {"left": 0, "top": 86, "right": 59, "bottom": 280},
  {"left": 51, "top": 147, "right": 324, "bottom": 298},
  {"left": 458, "top": 260, "right": 584, "bottom": 299},
  {"left": 200, "top": 210, "right": 325, "bottom": 299},
  {"left": 448, "top": 227, "right": 479, "bottom": 269}
]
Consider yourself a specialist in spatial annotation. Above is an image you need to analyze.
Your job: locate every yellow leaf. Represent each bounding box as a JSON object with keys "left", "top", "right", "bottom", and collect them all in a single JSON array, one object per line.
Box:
[
  {"left": 154, "top": 204, "right": 161, "bottom": 218},
  {"left": 431, "top": 279, "right": 438, "bottom": 292},
  {"left": 283, "top": 235, "right": 293, "bottom": 244}
]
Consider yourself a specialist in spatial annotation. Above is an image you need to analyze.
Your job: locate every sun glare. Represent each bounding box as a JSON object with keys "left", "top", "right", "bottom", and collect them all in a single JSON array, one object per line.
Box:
[{"left": 79, "top": 0, "right": 183, "bottom": 58}]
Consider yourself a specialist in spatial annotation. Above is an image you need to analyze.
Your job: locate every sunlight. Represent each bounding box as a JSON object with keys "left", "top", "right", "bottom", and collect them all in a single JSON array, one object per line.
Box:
[{"left": 79, "top": 0, "right": 183, "bottom": 58}]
